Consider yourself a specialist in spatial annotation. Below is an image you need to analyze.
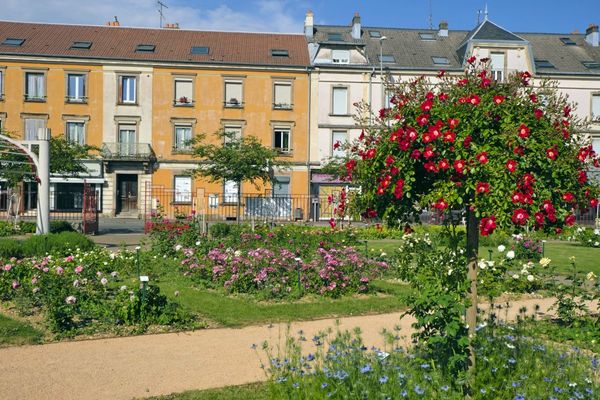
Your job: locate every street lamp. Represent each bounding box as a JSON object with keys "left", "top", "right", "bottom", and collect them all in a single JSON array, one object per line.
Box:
[{"left": 379, "top": 36, "right": 388, "bottom": 109}]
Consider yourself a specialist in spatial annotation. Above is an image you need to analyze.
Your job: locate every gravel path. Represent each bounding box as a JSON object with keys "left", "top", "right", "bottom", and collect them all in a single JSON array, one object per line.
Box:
[{"left": 0, "top": 297, "right": 591, "bottom": 400}]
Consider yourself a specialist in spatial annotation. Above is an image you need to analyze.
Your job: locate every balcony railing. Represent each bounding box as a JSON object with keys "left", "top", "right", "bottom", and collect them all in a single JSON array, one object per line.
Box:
[
  {"left": 65, "top": 95, "right": 88, "bottom": 103},
  {"left": 101, "top": 142, "right": 155, "bottom": 160}
]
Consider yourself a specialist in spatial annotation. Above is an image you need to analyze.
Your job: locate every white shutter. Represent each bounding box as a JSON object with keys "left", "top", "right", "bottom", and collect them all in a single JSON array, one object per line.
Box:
[
  {"left": 490, "top": 53, "right": 505, "bottom": 70},
  {"left": 332, "top": 87, "right": 348, "bottom": 115},
  {"left": 224, "top": 180, "right": 239, "bottom": 203},
  {"left": 274, "top": 83, "right": 292, "bottom": 107},
  {"left": 332, "top": 49, "right": 349, "bottom": 64},
  {"left": 175, "top": 80, "right": 193, "bottom": 101},
  {"left": 592, "top": 138, "right": 600, "bottom": 155},
  {"left": 174, "top": 176, "right": 192, "bottom": 203},
  {"left": 225, "top": 82, "right": 243, "bottom": 105},
  {"left": 592, "top": 95, "right": 600, "bottom": 119},
  {"left": 25, "top": 118, "right": 45, "bottom": 140}
]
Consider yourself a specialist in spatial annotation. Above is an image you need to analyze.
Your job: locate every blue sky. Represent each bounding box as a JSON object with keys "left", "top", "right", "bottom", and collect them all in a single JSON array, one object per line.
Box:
[{"left": 2, "top": 0, "right": 598, "bottom": 34}]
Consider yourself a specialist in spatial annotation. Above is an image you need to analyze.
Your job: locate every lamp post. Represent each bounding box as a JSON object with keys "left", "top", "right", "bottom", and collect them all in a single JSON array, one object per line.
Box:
[{"left": 379, "top": 36, "right": 388, "bottom": 109}]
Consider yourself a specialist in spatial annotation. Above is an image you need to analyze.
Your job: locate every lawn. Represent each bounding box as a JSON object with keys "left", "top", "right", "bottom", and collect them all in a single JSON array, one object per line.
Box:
[
  {"left": 145, "top": 383, "right": 268, "bottom": 400},
  {"left": 0, "top": 313, "right": 43, "bottom": 346}
]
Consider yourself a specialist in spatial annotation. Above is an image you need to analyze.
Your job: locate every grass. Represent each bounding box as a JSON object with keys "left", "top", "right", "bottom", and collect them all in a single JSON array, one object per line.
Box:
[
  {"left": 0, "top": 313, "right": 43, "bottom": 346},
  {"left": 145, "top": 383, "right": 269, "bottom": 400},
  {"left": 156, "top": 274, "right": 410, "bottom": 327}
]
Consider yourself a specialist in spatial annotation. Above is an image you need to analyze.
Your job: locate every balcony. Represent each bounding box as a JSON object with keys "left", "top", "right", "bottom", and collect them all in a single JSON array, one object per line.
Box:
[{"left": 101, "top": 142, "right": 155, "bottom": 161}]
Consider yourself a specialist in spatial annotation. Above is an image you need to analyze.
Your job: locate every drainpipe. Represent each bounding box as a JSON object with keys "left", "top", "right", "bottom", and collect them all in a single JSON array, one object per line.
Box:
[
  {"left": 306, "top": 66, "right": 312, "bottom": 203},
  {"left": 368, "top": 67, "right": 375, "bottom": 126}
]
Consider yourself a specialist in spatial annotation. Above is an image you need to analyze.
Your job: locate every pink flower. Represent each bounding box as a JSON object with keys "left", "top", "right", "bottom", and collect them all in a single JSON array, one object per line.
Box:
[
  {"left": 3, "top": 264, "right": 12, "bottom": 272},
  {"left": 65, "top": 295, "right": 77, "bottom": 305},
  {"left": 56, "top": 267, "right": 64, "bottom": 275},
  {"left": 74, "top": 266, "right": 83, "bottom": 274},
  {"left": 12, "top": 280, "right": 19, "bottom": 289}
]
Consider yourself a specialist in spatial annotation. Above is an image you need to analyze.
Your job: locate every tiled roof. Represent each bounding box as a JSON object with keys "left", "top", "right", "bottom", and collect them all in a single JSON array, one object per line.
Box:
[{"left": 0, "top": 21, "right": 310, "bottom": 67}]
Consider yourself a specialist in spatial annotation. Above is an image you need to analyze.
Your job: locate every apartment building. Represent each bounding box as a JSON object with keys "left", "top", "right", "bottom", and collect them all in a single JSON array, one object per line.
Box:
[{"left": 0, "top": 21, "right": 311, "bottom": 217}]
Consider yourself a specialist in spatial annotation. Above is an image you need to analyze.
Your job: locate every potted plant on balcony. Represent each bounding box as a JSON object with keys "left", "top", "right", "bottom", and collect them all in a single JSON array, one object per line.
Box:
[
  {"left": 178, "top": 96, "right": 190, "bottom": 105},
  {"left": 228, "top": 98, "right": 239, "bottom": 106}
]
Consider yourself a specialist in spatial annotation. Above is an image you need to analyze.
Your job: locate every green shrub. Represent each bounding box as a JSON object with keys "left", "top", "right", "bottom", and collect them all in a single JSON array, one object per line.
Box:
[
  {"left": 0, "top": 232, "right": 94, "bottom": 258},
  {"left": 209, "top": 222, "right": 233, "bottom": 238},
  {"left": 0, "top": 238, "right": 24, "bottom": 258},
  {"left": 49, "top": 220, "right": 75, "bottom": 233},
  {"left": 0, "top": 220, "right": 36, "bottom": 237}
]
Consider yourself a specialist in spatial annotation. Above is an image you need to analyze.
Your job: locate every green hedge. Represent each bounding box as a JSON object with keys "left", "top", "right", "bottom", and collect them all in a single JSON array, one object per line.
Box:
[
  {"left": 0, "top": 220, "right": 36, "bottom": 237},
  {"left": 0, "top": 231, "right": 95, "bottom": 258}
]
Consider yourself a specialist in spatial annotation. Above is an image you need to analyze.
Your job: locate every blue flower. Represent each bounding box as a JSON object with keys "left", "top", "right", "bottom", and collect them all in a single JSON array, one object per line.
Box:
[
  {"left": 276, "top": 377, "right": 287, "bottom": 383},
  {"left": 401, "top": 390, "right": 408, "bottom": 397},
  {"left": 508, "top": 358, "right": 516, "bottom": 365},
  {"left": 360, "top": 364, "right": 372, "bottom": 374},
  {"left": 321, "top": 382, "right": 328, "bottom": 389},
  {"left": 307, "top": 353, "right": 315, "bottom": 361},
  {"left": 514, "top": 394, "right": 525, "bottom": 400},
  {"left": 379, "top": 375, "right": 389, "bottom": 384},
  {"left": 414, "top": 385, "right": 425, "bottom": 395},
  {"left": 292, "top": 383, "right": 299, "bottom": 389},
  {"left": 420, "top": 363, "right": 430, "bottom": 369},
  {"left": 441, "top": 386, "right": 449, "bottom": 392},
  {"left": 333, "top": 370, "right": 349, "bottom": 380},
  {"left": 512, "top": 381, "right": 520, "bottom": 387},
  {"left": 481, "top": 388, "right": 487, "bottom": 394},
  {"left": 554, "top": 387, "right": 563, "bottom": 393}
]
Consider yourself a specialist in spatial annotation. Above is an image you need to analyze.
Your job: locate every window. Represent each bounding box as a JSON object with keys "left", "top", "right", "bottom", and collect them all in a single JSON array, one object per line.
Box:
[
  {"left": 369, "top": 30, "right": 382, "bottom": 38},
  {"left": 53, "top": 183, "right": 84, "bottom": 211},
  {"left": 24, "top": 118, "right": 46, "bottom": 140},
  {"left": 66, "top": 74, "right": 86, "bottom": 102},
  {"left": 379, "top": 54, "right": 396, "bottom": 63},
  {"left": 490, "top": 52, "right": 505, "bottom": 82},
  {"left": 332, "top": 130, "right": 347, "bottom": 157},
  {"left": 332, "top": 86, "right": 348, "bottom": 115},
  {"left": 71, "top": 41, "right": 92, "bottom": 49},
  {"left": 274, "top": 128, "right": 291, "bottom": 153},
  {"left": 328, "top": 32, "right": 343, "bottom": 41},
  {"left": 582, "top": 61, "right": 600, "bottom": 69},
  {"left": 592, "top": 137, "right": 600, "bottom": 155},
  {"left": 118, "top": 125, "right": 136, "bottom": 155},
  {"left": 223, "top": 125, "right": 242, "bottom": 145},
  {"left": 273, "top": 176, "right": 290, "bottom": 196},
  {"left": 273, "top": 82, "right": 292, "bottom": 109},
  {"left": 224, "top": 180, "right": 239, "bottom": 203},
  {"left": 0, "top": 69, "right": 3, "bottom": 100},
  {"left": 2, "top": 38, "right": 25, "bottom": 46},
  {"left": 332, "top": 49, "right": 350, "bottom": 64},
  {"left": 271, "top": 49, "right": 289, "bottom": 57},
  {"left": 560, "top": 37, "right": 576, "bottom": 46},
  {"left": 25, "top": 72, "right": 45, "bottom": 101},
  {"left": 592, "top": 94, "right": 600, "bottom": 121},
  {"left": 419, "top": 32, "right": 435, "bottom": 40},
  {"left": 534, "top": 59, "right": 555, "bottom": 69},
  {"left": 432, "top": 56, "right": 449, "bottom": 65},
  {"left": 135, "top": 44, "right": 155, "bottom": 52},
  {"left": 191, "top": 46, "right": 209, "bottom": 54},
  {"left": 224, "top": 81, "right": 243, "bottom": 107},
  {"left": 174, "top": 176, "right": 192, "bottom": 203},
  {"left": 66, "top": 121, "right": 85, "bottom": 145},
  {"left": 174, "top": 79, "right": 193, "bottom": 106},
  {"left": 119, "top": 76, "right": 137, "bottom": 104},
  {"left": 173, "top": 125, "right": 192, "bottom": 151}
]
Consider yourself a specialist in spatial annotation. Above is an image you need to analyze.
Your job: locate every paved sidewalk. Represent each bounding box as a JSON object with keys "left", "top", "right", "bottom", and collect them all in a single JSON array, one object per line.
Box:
[{"left": 0, "top": 297, "right": 589, "bottom": 400}]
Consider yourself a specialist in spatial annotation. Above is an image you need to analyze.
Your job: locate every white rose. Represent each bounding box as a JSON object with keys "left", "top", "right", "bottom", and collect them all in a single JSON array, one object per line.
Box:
[
  {"left": 478, "top": 260, "right": 487, "bottom": 270},
  {"left": 527, "top": 274, "right": 535, "bottom": 282},
  {"left": 497, "top": 245, "right": 506, "bottom": 253},
  {"left": 506, "top": 250, "right": 515, "bottom": 260},
  {"left": 512, "top": 274, "right": 519, "bottom": 279},
  {"left": 594, "top": 229, "right": 600, "bottom": 235},
  {"left": 175, "top": 244, "right": 183, "bottom": 251},
  {"left": 195, "top": 241, "right": 201, "bottom": 246}
]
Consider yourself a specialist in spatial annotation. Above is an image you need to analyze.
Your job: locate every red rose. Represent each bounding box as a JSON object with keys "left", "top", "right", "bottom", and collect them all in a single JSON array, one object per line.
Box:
[
  {"left": 365, "top": 148, "right": 376, "bottom": 159},
  {"left": 469, "top": 95, "right": 481, "bottom": 105},
  {"left": 424, "top": 147, "right": 435, "bottom": 159},
  {"left": 453, "top": 159, "right": 466, "bottom": 173},
  {"left": 479, "top": 216, "right": 497, "bottom": 236},
  {"left": 422, "top": 133, "right": 433, "bottom": 143},
  {"left": 424, "top": 161, "right": 438, "bottom": 173},
  {"left": 462, "top": 135, "right": 472, "bottom": 148},
  {"left": 467, "top": 56, "right": 476, "bottom": 64},
  {"left": 480, "top": 78, "right": 491, "bottom": 88},
  {"left": 438, "top": 70, "right": 446, "bottom": 78},
  {"left": 438, "top": 159, "right": 450, "bottom": 170},
  {"left": 562, "top": 192, "right": 575, "bottom": 202},
  {"left": 493, "top": 95, "right": 504, "bottom": 104},
  {"left": 410, "top": 149, "right": 421, "bottom": 159},
  {"left": 420, "top": 100, "right": 433, "bottom": 112},
  {"left": 534, "top": 108, "right": 543, "bottom": 119},
  {"left": 476, "top": 152, "right": 489, "bottom": 164},
  {"left": 457, "top": 79, "right": 468, "bottom": 87},
  {"left": 448, "top": 118, "right": 460, "bottom": 128},
  {"left": 390, "top": 166, "right": 399, "bottom": 175},
  {"left": 564, "top": 105, "right": 571, "bottom": 117},
  {"left": 399, "top": 140, "right": 411, "bottom": 151},
  {"left": 443, "top": 131, "right": 456, "bottom": 143},
  {"left": 329, "top": 218, "right": 336, "bottom": 229},
  {"left": 438, "top": 92, "right": 448, "bottom": 101},
  {"left": 506, "top": 160, "right": 517, "bottom": 173},
  {"left": 565, "top": 214, "right": 576, "bottom": 226},
  {"left": 578, "top": 170, "right": 587, "bottom": 184},
  {"left": 385, "top": 155, "right": 395, "bottom": 166},
  {"left": 534, "top": 212, "right": 545, "bottom": 225},
  {"left": 417, "top": 114, "right": 429, "bottom": 126},
  {"left": 359, "top": 130, "right": 365, "bottom": 141},
  {"left": 518, "top": 124, "right": 530, "bottom": 138},
  {"left": 407, "top": 128, "right": 418, "bottom": 141},
  {"left": 590, "top": 198, "right": 599, "bottom": 207},
  {"left": 476, "top": 182, "right": 490, "bottom": 194},
  {"left": 511, "top": 192, "right": 524, "bottom": 204},
  {"left": 434, "top": 198, "right": 448, "bottom": 210},
  {"left": 512, "top": 208, "right": 529, "bottom": 225},
  {"left": 546, "top": 148, "right": 558, "bottom": 160},
  {"left": 345, "top": 159, "right": 357, "bottom": 172},
  {"left": 513, "top": 145, "right": 525, "bottom": 156},
  {"left": 394, "top": 179, "right": 404, "bottom": 199}
]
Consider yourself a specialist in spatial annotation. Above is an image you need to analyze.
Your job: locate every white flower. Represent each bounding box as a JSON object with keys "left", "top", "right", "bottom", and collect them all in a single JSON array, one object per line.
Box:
[
  {"left": 512, "top": 274, "right": 519, "bottom": 279},
  {"left": 506, "top": 250, "right": 515, "bottom": 260},
  {"left": 478, "top": 259, "right": 488, "bottom": 270},
  {"left": 594, "top": 242, "right": 600, "bottom": 247},
  {"left": 506, "top": 343, "right": 515, "bottom": 349},
  {"left": 135, "top": 246, "right": 141, "bottom": 251},
  {"left": 65, "top": 295, "right": 77, "bottom": 304},
  {"left": 111, "top": 271, "right": 118, "bottom": 278},
  {"left": 380, "top": 252, "right": 387, "bottom": 257},
  {"left": 174, "top": 290, "right": 180, "bottom": 297},
  {"left": 497, "top": 245, "right": 506, "bottom": 253},
  {"left": 539, "top": 258, "right": 551, "bottom": 267},
  {"left": 587, "top": 272, "right": 597, "bottom": 281},
  {"left": 234, "top": 250, "right": 242, "bottom": 257},
  {"left": 175, "top": 244, "right": 183, "bottom": 251},
  {"left": 120, "top": 285, "right": 128, "bottom": 291},
  {"left": 527, "top": 274, "right": 535, "bottom": 282},
  {"left": 594, "top": 229, "right": 600, "bottom": 235},
  {"left": 195, "top": 241, "right": 201, "bottom": 246},
  {"left": 100, "top": 277, "right": 108, "bottom": 285},
  {"left": 447, "top": 269, "right": 453, "bottom": 275},
  {"left": 109, "top": 253, "right": 116, "bottom": 260}
]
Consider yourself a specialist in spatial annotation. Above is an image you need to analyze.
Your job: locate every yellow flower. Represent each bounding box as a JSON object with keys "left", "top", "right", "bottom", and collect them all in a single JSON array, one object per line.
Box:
[
  {"left": 586, "top": 272, "right": 597, "bottom": 281},
  {"left": 569, "top": 256, "right": 576, "bottom": 262},
  {"left": 539, "top": 257, "right": 551, "bottom": 267}
]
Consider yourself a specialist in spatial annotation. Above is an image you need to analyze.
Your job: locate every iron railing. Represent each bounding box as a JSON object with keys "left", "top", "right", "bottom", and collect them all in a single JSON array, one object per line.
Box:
[{"left": 101, "top": 143, "right": 155, "bottom": 160}]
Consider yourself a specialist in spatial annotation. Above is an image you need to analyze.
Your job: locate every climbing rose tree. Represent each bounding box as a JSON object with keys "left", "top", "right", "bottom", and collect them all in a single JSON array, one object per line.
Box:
[{"left": 341, "top": 57, "right": 600, "bottom": 367}]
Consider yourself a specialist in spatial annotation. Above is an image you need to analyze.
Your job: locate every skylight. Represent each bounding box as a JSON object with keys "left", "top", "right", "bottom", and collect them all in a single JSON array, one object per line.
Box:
[
  {"left": 432, "top": 56, "right": 449, "bottom": 65},
  {"left": 534, "top": 59, "right": 555, "bottom": 68},
  {"left": 191, "top": 46, "right": 209, "bottom": 54},
  {"left": 271, "top": 49, "right": 289, "bottom": 57},
  {"left": 71, "top": 41, "right": 92, "bottom": 49},
  {"left": 1, "top": 38, "right": 25, "bottom": 46},
  {"left": 379, "top": 54, "right": 396, "bottom": 63},
  {"left": 419, "top": 32, "right": 435, "bottom": 41},
  {"left": 135, "top": 44, "right": 156, "bottom": 52},
  {"left": 369, "top": 30, "right": 382, "bottom": 38},
  {"left": 582, "top": 61, "right": 600, "bottom": 69},
  {"left": 560, "top": 37, "right": 576, "bottom": 46},
  {"left": 327, "top": 32, "right": 344, "bottom": 41}
]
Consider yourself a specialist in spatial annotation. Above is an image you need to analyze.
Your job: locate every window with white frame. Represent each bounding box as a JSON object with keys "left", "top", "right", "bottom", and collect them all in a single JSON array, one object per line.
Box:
[
  {"left": 592, "top": 94, "right": 600, "bottom": 121},
  {"left": 224, "top": 180, "right": 239, "bottom": 203},
  {"left": 332, "top": 49, "right": 350, "bottom": 64},
  {"left": 24, "top": 118, "right": 46, "bottom": 140},
  {"left": 66, "top": 73, "right": 86, "bottom": 102},
  {"left": 66, "top": 121, "right": 85, "bottom": 145},
  {"left": 118, "top": 124, "right": 136, "bottom": 155},
  {"left": 0, "top": 69, "right": 4, "bottom": 100},
  {"left": 174, "top": 79, "right": 193, "bottom": 106},
  {"left": 224, "top": 80, "right": 243, "bottom": 107},
  {"left": 592, "top": 136, "right": 600, "bottom": 155},
  {"left": 332, "top": 87, "right": 348, "bottom": 115},
  {"left": 25, "top": 72, "right": 45, "bottom": 101},
  {"left": 332, "top": 130, "right": 347, "bottom": 157},
  {"left": 174, "top": 176, "right": 192, "bottom": 203},
  {"left": 274, "top": 128, "right": 291, "bottom": 153},
  {"left": 223, "top": 125, "right": 242, "bottom": 145},
  {"left": 490, "top": 53, "right": 505, "bottom": 82},
  {"left": 173, "top": 124, "right": 192, "bottom": 151},
  {"left": 273, "top": 82, "right": 292, "bottom": 109},
  {"left": 119, "top": 75, "right": 137, "bottom": 104}
]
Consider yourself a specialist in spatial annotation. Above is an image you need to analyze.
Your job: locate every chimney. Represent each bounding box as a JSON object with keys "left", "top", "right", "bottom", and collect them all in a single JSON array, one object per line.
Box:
[
  {"left": 351, "top": 12, "right": 361, "bottom": 39},
  {"left": 106, "top": 16, "right": 120, "bottom": 27},
  {"left": 164, "top": 23, "right": 180, "bottom": 29},
  {"left": 438, "top": 21, "right": 448, "bottom": 37},
  {"left": 304, "top": 10, "right": 314, "bottom": 39},
  {"left": 586, "top": 23, "right": 599, "bottom": 47}
]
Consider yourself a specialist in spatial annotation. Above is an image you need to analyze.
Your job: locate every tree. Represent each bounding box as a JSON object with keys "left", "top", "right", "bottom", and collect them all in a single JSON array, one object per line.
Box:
[
  {"left": 337, "top": 58, "right": 600, "bottom": 369},
  {"left": 191, "top": 131, "right": 289, "bottom": 223}
]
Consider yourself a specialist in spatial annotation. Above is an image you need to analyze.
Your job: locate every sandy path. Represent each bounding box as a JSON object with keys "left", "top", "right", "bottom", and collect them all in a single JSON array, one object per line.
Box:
[{"left": 0, "top": 297, "right": 591, "bottom": 400}]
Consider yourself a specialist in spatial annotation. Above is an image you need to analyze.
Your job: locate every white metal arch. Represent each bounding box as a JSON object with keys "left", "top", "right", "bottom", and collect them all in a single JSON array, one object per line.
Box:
[{"left": 0, "top": 131, "right": 50, "bottom": 234}]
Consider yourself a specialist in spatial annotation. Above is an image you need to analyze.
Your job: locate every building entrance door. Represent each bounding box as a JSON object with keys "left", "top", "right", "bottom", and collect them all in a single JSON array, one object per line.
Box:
[{"left": 116, "top": 174, "right": 138, "bottom": 214}]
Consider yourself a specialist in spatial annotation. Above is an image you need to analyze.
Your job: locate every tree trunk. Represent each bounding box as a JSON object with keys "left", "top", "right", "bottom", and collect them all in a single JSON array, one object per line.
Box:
[
  {"left": 236, "top": 182, "right": 241, "bottom": 226},
  {"left": 466, "top": 207, "right": 479, "bottom": 369}
]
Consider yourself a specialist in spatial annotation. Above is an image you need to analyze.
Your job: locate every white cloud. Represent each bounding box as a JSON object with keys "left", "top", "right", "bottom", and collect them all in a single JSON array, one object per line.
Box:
[{"left": 1, "top": 0, "right": 304, "bottom": 32}]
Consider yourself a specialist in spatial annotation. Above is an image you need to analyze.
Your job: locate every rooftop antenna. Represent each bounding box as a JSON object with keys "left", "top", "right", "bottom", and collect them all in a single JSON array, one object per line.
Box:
[
  {"left": 484, "top": 2, "right": 489, "bottom": 20},
  {"left": 428, "top": 0, "right": 433, "bottom": 30},
  {"left": 157, "top": 0, "right": 168, "bottom": 28},
  {"left": 477, "top": 9, "right": 482, "bottom": 25}
]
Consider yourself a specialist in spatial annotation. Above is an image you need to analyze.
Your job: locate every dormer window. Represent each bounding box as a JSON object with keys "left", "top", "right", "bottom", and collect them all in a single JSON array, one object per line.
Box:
[
  {"left": 419, "top": 32, "right": 435, "bottom": 41},
  {"left": 490, "top": 52, "right": 506, "bottom": 82},
  {"left": 332, "top": 49, "right": 350, "bottom": 64},
  {"left": 432, "top": 56, "right": 449, "bottom": 65},
  {"left": 534, "top": 59, "right": 555, "bottom": 69},
  {"left": 379, "top": 55, "right": 396, "bottom": 63},
  {"left": 1, "top": 38, "right": 25, "bottom": 46},
  {"left": 271, "top": 49, "right": 289, "bottom": 57},
  {"left": 559, "top": 37, "right": 576, "bottom": 46},
  {"left": 135, "top": 44, "right": 155, "bottom": 52},
  {"left": 71, "top": 41, "right": 92, "bottom": 49},
  {"left": 582, "top": 61, "right": 600, "bottom": 69},
  {"left": 369, "top": 31, "right": 382, "bottom": 38},
  {"left": 191, "top": 46, "right": 209, "bottom": 54},
  {"left": 328, "top": 32, "right": 344, "bottom": 42}
]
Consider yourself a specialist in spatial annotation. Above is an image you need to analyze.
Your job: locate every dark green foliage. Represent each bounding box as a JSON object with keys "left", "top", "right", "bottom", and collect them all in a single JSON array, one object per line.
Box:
[
  {"left": 0, "top": 231, "right": 95, "bottom": 258},
  {"left": 49, "top": 220, "right": 75, "bottom": 233}
]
